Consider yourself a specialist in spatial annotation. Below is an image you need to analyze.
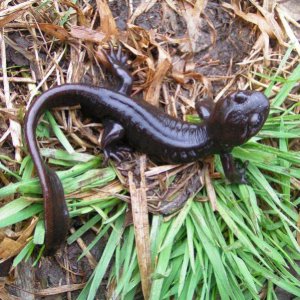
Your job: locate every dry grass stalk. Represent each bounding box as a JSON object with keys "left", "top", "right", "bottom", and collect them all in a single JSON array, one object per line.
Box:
[
  {"left": 128, "top": 156, "right": 151, "bottom": 299},
  {"left": 204, "top": 164, "right": 218, "bottom": 211},
  {"left": 0, "top": 14, "right": 22, "bottom": 161}
]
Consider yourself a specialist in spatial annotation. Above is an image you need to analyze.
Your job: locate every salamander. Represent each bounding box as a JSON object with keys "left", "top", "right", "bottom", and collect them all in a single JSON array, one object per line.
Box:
[{"left": 24, "top": 45, "right": 270, "bottom": 253}]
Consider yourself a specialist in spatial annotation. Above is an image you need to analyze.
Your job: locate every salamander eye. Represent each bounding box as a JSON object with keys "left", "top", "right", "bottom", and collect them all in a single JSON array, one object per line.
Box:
[{"left": 234, "top": 93, "right": 248, "bottom": 104}]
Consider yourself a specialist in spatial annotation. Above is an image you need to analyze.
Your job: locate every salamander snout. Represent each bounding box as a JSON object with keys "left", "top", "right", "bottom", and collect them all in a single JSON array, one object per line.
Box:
[
  {"left": 232, "top": 90, "right": 269, "bottom": 139},
  {"left": 235, "top": 91, "right": 269, "bottom": 137}
]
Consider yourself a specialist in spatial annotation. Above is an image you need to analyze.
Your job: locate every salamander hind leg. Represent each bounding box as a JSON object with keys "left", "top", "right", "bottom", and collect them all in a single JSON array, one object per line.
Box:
[
  {"left": 105, "top": 43, "right": 133, "bottom": 95},
  {"left": 101, "top": 119, "right": 133, "bottom": 165}
]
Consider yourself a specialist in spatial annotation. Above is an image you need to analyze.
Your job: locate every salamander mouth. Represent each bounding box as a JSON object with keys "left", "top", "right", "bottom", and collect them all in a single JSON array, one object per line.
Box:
[{"left": 226, "top": 110, "right": 264, "bottom": 142}]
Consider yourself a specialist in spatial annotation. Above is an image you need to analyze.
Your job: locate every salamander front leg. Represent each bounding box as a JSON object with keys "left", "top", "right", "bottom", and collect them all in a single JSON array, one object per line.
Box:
[
  {"left": 105, "top": 44, "right": 133, "bottom": 95},
  {"left": 220, "top": 153, "right": 248, "bottom": 184},
  {"left": 102, "top": 119, "right": 132, "bottom": 165},
  {"left": 195, "top": 97, "right": 215, "bottom": 121}
]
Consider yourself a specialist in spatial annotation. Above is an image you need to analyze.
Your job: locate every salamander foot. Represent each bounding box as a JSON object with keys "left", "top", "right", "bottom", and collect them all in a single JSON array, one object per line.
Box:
[
  {"left": 104, "top": 43, "right": 132, "bottom": 95},
  {"left": 103, "top": 145, "right": 133, "bottom": 166},
  {"left": 107, "top": 43, "right": 128, "bottom": 66},
  {"left": 220, "top": 153, "right": 249, "bottom": 184},
  {"left": 227, "top": 160, "right": 248, "bottom": 184}
]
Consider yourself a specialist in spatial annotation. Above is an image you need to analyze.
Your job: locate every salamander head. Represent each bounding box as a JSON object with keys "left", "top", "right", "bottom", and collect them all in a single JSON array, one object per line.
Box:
[{"left": 209, "top": 91, "right": 269, "bottom": 151}]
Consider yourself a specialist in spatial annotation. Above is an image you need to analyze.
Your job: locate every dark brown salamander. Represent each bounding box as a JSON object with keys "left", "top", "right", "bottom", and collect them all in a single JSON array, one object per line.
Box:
[{"left": 24, "top": 46, "right": 269, "bottom": 253}]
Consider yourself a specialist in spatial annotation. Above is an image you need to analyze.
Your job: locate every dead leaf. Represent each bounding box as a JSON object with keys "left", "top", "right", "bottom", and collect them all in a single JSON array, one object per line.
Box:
[
  {"left": 4, "top": 35, "right": 35, "bottom": 62},
  {"left": 68, "top": 180, "right": 124, "bottom": 200},
  {"left": 161, "top": 2, "right": 181, "bottom": 33},
  {"left": 126, "top": 24, "right": 151, "bottom": 49},
  {"left": 0, "top": 288, "right": 17, "bottom": 300},
  {"left": 128, "top": 0, "right": 158, "bottom": 24},
  {"left": 70, "top": 25, "right": 106, "bottom": 43},
  {"left": 172, "top": 57, "right": 205, "bottom": 84},
  {"left": 223, "top": 0, "right": 287, "bottom": 46},
  {"left": 36, "top": 23, "right": 70, "bottom": 41},
  {"left": 165, "top": 0, "right": 182, "bottom": 16},
  {"left": 0, "top": 238, "right": 23, "bottom": 259},
  {"left": 248, "top": 0, "right": 286, "bottom": 45},
  {"left": 144, "top": 46, "right": 172, "bottom": 106},
  {"left": 0, "top": 10, "right": 24, "bottom": 27},
  {"left": 171, "top": 55, "right": 209, "bottom": 91},
  {"left": 181, "top": 0, "right": 208, "bottom": 53},
  {"left": 32, "top": 283, "right": 86, "bottom": 296},
  {"left": 166, "top": 0, "right": 208, "bottom": 53},
  {"left": 156, "top": 33, "right": 190, "bottom": 46},
  {"left": 60, "top": 0, "right": 88, "bottom": 26},
  {"left": 0, "top": 0, "right": 37, "bottom": 18},
  {"left": 16, "top": 218, "right": 37, "bottom": 244},
  {"left": 0, "top": 229, "right": 5, "bottom": 242},
  {"left": 276, "top": 5, "right": 300, "bottom": 55},
  {"left": 96, "top": 0, "right": 118, "bottom": 36},
  {"left": 0, "top": 218, "right": 37, "bottom": 259},
  {"left": 121, "top": 41, "right": 148, "bottom": 65},
  {"left": 159, "top": 164, "right": 204, "bottom": 215}
]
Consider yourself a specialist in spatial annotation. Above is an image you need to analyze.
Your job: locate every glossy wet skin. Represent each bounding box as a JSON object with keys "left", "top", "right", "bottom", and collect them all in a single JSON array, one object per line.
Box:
[
  {"left": 208, "top": 91, "right": 270, "bottom": 152},
  {"left": 24, "top": 46, "right": 270, "bottom": 253}
]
